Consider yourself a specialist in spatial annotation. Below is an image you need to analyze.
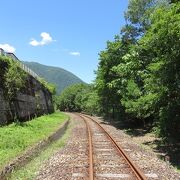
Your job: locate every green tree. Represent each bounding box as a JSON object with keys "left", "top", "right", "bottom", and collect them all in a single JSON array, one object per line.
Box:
[
  {"left": 113, "top": 2, "right": 180, "bottom": 135},
  {"left": 121, "top": 0, "right": 169, "bottom": 43},
  {"left": 140, "top": 3, "right": 180, "bottom": 137},
  {"left": 57, "top": 83, "right": 101, "bottom": 114},
  {"left": 0, "top": 56, "right": 27, "bottom": 100},
  {"left": 95, "top": 36, "right": 129, "bottom": 119},
  {"left": 95, "top": 0, "right": 180, "bottom": 139},
  {"left": 77, "top": 85, "right": 101, "bottom": 115},
  {"left": 58, "top": 83, "right": 87, "bottom": 112}
]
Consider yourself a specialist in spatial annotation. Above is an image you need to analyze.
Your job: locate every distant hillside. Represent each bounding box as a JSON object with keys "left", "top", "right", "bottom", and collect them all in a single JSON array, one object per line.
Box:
[{"left": 23, "top": 61, "right": 84, "bottom": 94}]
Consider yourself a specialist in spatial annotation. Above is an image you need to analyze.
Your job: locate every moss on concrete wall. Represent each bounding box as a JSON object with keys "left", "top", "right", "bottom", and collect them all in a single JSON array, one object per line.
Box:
[{"left": 0, "top": 56, "right": 54, "bottom": 125}]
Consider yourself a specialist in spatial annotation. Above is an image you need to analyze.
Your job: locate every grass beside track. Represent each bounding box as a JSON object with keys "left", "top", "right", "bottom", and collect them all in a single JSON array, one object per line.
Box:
[
  {"left": 0, "top": 111, "right": 68, "bottom": 169},
  {"left": 9, "top": 120, "right": 72, "bottom": 179}
]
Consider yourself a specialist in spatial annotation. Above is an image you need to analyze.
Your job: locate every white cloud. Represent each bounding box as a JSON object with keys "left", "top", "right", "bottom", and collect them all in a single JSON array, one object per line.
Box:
[
  {"left": 29, "top": 32, "right": 54, "bottom": 46},
  {"left": 29, "top": 40, "right": 39, "bottom": 46},
  {"left": 69, "top": 51, "right": 80, "bottom": 56},
  {"left": 0, "top": 44, "right": 16, "bottom": 53}
]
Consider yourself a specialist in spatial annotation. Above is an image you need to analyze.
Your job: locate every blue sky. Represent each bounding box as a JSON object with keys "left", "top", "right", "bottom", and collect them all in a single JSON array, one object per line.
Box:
[{"left": 0, "top": 0, "right": 128, "bottom": 83}]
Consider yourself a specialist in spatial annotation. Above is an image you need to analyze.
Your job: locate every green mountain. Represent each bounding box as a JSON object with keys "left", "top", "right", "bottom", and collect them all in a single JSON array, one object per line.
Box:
[{"left": 23, "top": 61, "right": 84, "bottom": 94}]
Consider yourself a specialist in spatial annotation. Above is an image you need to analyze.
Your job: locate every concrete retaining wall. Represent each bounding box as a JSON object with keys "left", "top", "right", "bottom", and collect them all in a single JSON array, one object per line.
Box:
[{"left": 0, "top": 65, "right": 54, "bottom": 125}]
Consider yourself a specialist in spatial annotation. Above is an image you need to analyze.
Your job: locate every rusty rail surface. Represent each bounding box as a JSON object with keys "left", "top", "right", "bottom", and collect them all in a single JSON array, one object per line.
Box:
[
  {"left": 80, "top": 113, "right": 147, "bottom": 180},
  {"left": 79, "top": 114, "right": 94, "bottom": 180}
]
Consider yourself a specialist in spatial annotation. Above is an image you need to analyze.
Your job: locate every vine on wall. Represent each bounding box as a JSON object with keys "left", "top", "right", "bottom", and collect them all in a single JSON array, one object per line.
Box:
[{"left": 0, "top": 56, "right": 27, "bottom": 100}]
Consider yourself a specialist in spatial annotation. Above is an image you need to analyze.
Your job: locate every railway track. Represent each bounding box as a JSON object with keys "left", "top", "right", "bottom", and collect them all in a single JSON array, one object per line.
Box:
[{"left": 78, "top": 113, "right": 147, "bottom": 180}]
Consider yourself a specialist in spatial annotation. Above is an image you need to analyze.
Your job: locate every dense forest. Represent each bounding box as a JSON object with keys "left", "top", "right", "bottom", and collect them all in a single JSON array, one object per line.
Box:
[{"left": 58, "top": 0, "right": 180, "bottom": 140}]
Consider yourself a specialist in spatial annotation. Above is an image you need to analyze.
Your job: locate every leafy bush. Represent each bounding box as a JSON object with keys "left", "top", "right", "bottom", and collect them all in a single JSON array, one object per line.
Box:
[{"left": 0, "top": 56, "right": 27, "bottom": 100}]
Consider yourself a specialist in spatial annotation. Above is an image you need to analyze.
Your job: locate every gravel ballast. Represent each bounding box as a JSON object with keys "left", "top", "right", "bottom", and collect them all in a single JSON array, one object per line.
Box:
[
  {"left": 93, "top": 116, "right": 180, "bottom": 180},
  {"left": 36, "top": 113, "right": 89, "bottom": 179},
  {"left": 36, "top": 113, "right": 180, "bottom": 179}
]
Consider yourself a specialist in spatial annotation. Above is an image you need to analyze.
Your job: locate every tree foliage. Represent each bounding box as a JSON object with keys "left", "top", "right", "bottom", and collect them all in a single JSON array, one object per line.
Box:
[
  {"left": 38, "top": 77, "right": 57, "bottom": 95},
  {"left": 57, "top": 83, "right": 100, "bottom": 114},
  {"left": 0, "top": 56, "right": 27, "bottom": 100},
  {"left": 56, "top": 1, "right": 179, "bottom": 139},
  {"left": 95, "top": 1, "right": 180, "bottom": 138}
]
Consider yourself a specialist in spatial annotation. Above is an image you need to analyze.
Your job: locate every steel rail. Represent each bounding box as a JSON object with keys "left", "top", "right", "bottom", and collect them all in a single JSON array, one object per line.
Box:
[
  {"left": 81, "top": 114, "right": 147, "bottom": 180},
  {"left": 78, "top": 114, "right": 94, "bottom": 180}
]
